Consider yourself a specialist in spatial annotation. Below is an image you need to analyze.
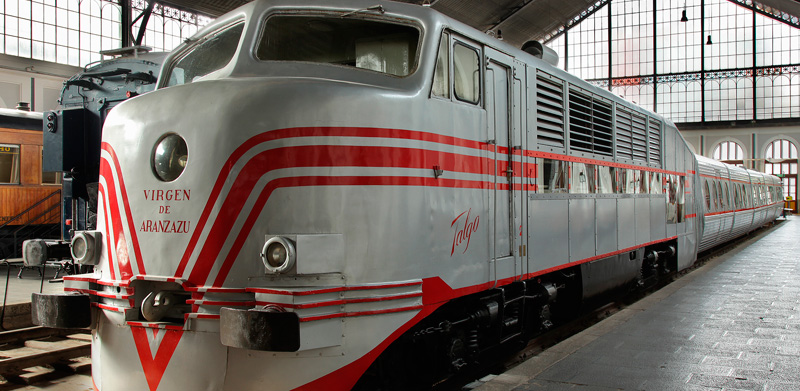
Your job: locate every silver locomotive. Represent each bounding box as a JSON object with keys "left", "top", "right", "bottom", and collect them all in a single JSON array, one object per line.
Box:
[{"left": 32, "top": 1, "right": 783, "bottom": 390}]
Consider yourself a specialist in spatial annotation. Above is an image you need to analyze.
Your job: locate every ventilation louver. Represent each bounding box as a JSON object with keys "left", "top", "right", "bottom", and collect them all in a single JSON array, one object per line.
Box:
[
  {"left": 535, "top": 71, "right": 565, "bottom": 148},
  {"left": 568, "top": 86, "right": 612, "bottom": 156}
]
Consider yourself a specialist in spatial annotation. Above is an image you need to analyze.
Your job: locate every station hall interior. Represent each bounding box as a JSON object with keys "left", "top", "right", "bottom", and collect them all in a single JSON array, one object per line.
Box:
[
  {"left": 0, "top": 0, "right": 798, "bottom": 215},
  {"left": 0, "top": 0, "right": 798, "bottom": 389}
]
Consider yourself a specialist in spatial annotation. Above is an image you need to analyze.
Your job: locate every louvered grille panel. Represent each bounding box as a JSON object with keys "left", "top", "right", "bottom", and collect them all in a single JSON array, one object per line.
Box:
[
  {"left": 648, "top": 119, "right": 662, "bottom": 165},
  {"left": 616, "top": 109, "right": 633, "bottom": 160},
  {"left": 568, "top": 87, "right": 612, "bottom": 156},
  {"left": 536, "top": 72, "right": 565, "bottom": 148},
  {"left": 631, "top": 113, "right": 648, "bottom": 162}
]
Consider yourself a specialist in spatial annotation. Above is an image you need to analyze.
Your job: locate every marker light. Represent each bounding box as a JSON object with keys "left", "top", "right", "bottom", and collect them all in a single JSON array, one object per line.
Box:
[
  {"left": 261, "top": 237, "right": 296, "bottom": 273},
  {"left": 153, "top": 134, "right": 188, "bottom": 182}
]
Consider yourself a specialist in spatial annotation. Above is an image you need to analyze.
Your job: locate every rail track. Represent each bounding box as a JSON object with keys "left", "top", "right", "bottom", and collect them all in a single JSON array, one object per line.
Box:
[{"left": 0, "top": 326, "right": 90, "bottom": 388}]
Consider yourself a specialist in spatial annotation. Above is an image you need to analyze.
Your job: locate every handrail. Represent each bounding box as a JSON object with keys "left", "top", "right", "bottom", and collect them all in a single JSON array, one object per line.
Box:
[{"left": 0, "top": 189, "right": 61, "bottom": 231}]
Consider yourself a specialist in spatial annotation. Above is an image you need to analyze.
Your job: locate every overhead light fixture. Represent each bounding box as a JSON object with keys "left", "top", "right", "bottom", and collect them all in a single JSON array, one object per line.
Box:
[
  {"left": 706, "top": 35, "right": 713, "bottom": 45},
  {"left": 681, "top": 2, "right": 688, "bottom": 22}
]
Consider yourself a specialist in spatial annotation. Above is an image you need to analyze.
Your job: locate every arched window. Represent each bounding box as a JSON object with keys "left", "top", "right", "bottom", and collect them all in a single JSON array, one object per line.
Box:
[
  {"left": 712, "top": 141, "right": 744, "bottom": 166},
  {"left": 765, "top": 139, "right": 798, "bottom": 212}
]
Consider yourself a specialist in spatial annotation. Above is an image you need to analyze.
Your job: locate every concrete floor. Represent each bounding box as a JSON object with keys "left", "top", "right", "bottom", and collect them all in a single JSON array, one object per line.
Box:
[
  {"left": 477, "top": 216, "right": 799, "bottom": 391},
  {"left": 0, "top": 262, "right": 68, "bottom": 306}
]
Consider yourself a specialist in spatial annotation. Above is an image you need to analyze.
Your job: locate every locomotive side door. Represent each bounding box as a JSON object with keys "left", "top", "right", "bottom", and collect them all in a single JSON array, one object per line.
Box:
[{"left": 485, "top": 47, "right": 522, "bottom": 284}]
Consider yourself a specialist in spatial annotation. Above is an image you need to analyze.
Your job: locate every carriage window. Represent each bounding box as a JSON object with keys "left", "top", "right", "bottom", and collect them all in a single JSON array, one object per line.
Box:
[
  {"left": 704, "top": 180, "right": 711, "bottom": 210},
  {"left": 432, "top": 32, "right": 450, "bottom": 98},
  {"left": 165, "top": 21, "right": 244, "bottom": 87},
  {"left": 0, "top": 144, "right": 20, "bottom": 184},
  {"left": 453, "top": 43, "right": 480, "bottom": 103},
  {"left": 724, "top": 183, "right": 730, "bottom": 209},
  {"left": 540, "top": 159, "right": 568, "bottom": 193},
  {"left": 711, "top": 181, "right": 718, "bottom": 210},
  {"left": 257, "top": 15, "right": 419, "bottom": 77}
]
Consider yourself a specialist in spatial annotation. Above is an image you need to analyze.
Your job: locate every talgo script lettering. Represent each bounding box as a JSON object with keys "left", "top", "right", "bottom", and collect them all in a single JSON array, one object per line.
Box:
[
  {"left": 139, "top": 220, "right": 191, "bottom": 233},
  {"left": 451, "top": 208, "right": 480, "bottom": 256}
]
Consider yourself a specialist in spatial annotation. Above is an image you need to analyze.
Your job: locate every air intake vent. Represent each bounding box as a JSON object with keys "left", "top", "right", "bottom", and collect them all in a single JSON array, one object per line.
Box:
[
  {"left": 631, "top": 113, "right": 648, "bottom": 162},
  {"left": 535, "top": 71, "right": 565, "bottom": 148},
  {"left": 616, "top": 108, "right": 633, "bottom": 160},
  {"left": 615, "top": 108, "right": 648, "bottom": 162},
  {"left": 648, "top": 118, "right": 662, "bottom": 165},
  {"left": 568, "top": 87, "right": 612, "bottom": 156}
]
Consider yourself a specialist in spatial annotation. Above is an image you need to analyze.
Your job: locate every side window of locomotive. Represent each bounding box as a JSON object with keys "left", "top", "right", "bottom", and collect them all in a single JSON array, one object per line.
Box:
[
  {"left": 570, "top": 163, "right": 596, "bottom": 194},
  {"left": 432, "top": 32, "right": 450, "bottom": 98},
  {"left": 257, "top": 15, "right": 420, "bottom": 77},
  {"left": 165, "top": 21, "right": 245, "bottom": 87},
  {"left": 677, "top": 176, "right": 685, "bottom": 222},
  {"left": 650, "top": 172, "right": 662, "bottom": 194},
  {"left": 639, "top": 170, "right": 649, "bottom": 193},
  {"left": 597, "top": 166, "right": 614, "bottom": 194},
  {"left": 453, "top": 43, "right": 480, "bottom": 104},
  {"left": 540, "top": 158, "right": 568, "bottom": 193}
]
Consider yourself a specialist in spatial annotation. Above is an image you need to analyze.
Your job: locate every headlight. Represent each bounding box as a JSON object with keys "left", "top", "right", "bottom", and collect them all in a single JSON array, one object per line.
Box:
[
  {"left": 71, "top": 231, "right": 101, "bottom": 265},
  {"left": 153, "top": 134, "right": 188, "bottom": 182},
  {"left": 261, "top": 237, "right": 296, "bottom": 273}
]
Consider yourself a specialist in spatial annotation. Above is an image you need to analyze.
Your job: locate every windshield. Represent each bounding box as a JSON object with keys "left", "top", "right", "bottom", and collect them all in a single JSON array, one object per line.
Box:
[
  {"left": 165, "top": 21, "right": 245, "bottom": 87},
  {"left": 256, "top": 15, "right": 420, "bottom": 77}
]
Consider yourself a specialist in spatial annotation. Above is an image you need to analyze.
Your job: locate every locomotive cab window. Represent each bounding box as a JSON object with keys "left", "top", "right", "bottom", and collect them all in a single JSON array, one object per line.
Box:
[
  {"left": 165, "top": 21, "right": 245, "bottom": 87},
  {"left": 453, "top": 42, "right": 480, "bottom": 104},
  {"left": 432, "top": 31, "right": 450, "bottom": 98},
  {"left": 257, "top": 15, "right": 420, "bottom": 77}
]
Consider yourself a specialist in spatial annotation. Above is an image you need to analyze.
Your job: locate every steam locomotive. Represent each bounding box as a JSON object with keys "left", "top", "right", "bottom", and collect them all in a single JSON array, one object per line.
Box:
[{"left": 32, "top": 1, "right": 783, "bottom": 390}]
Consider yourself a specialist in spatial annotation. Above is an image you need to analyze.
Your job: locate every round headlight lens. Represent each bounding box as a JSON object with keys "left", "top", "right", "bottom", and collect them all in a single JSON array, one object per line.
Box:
[
  {"left": 71, "top": 231, "right": 97, "bottom": 264},
  {"left": 265, "top": 243, "right": 287, "bottom": 268},
  {"left": 71, "top": 236, "right": 87, "bottom": 260},
  {"left": 153, "top": 134, "right": 188, "bottom": 182},
  {"left": 261, "top": 237, "right": 296, "bottom": 273}
]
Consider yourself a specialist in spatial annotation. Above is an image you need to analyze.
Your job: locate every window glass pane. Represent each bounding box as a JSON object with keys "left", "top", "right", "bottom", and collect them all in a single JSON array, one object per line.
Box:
[
  {"left": 650, "top": 172, "right": 661, "bottom": 194},
  {"left": 540, "top": 159, "right": 568, "bottom": 193},
  {"left": 453, "top": 43, "right": 480, "bottom": 103},
  {"left": 677, "top": 175, "right": 685, "bottom": 222},
  {"left": 597, "top": 165, "right": 614, "bottom": 194},
  {"left": 257, "top": 16, "right": 419, "bottom": 77},
  {"left": 0, "top": 144, "right": 20, "bottom": 184},
  {"left": 639, "top": 170, "right": 649, "bottom": 193},
  {"left": 571, "top": 163, "right": 596, "bottom": 194},
  {"left": 432, "top": 32, "right": 449, "bottom": 98},
  {"left": 167, "top": 22, "right": 244, "bottom": 87}
]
